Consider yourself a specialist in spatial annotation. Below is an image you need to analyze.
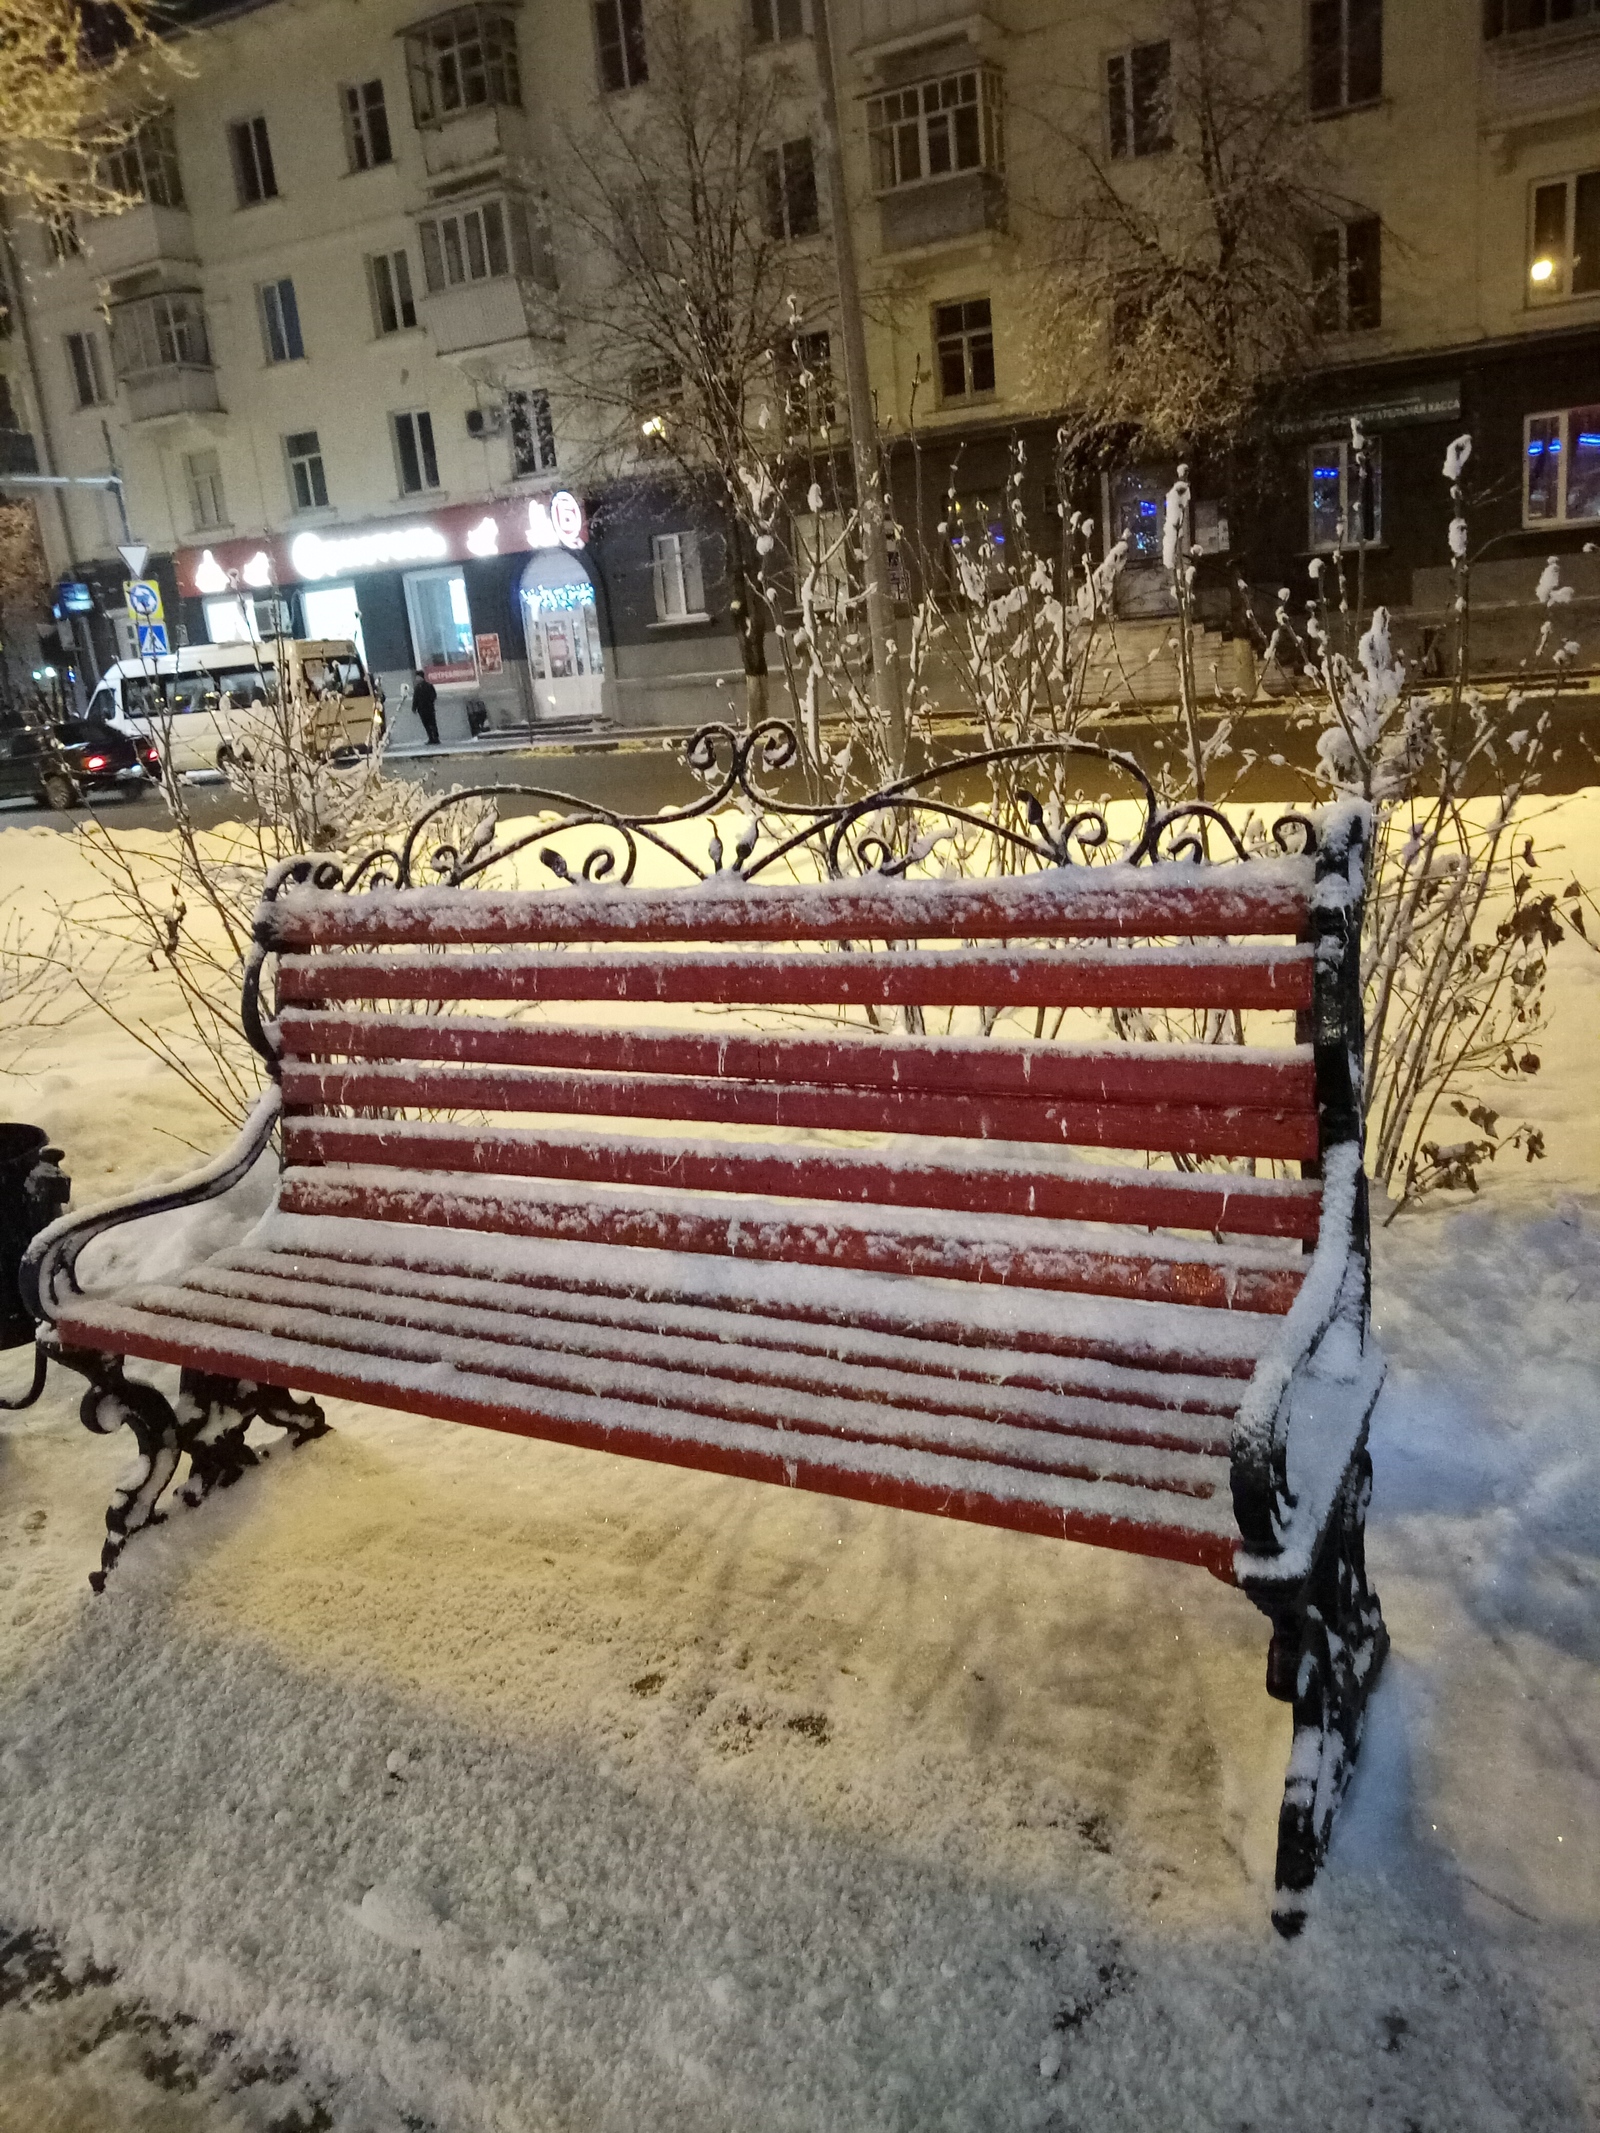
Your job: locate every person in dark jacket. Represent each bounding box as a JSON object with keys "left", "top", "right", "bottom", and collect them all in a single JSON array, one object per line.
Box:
[{"left": 412, "top": 671, "right": 440, "bottom": 747}]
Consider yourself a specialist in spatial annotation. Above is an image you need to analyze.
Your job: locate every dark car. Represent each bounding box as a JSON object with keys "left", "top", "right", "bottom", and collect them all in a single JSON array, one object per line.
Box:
[{"left": 0, "top": 719, "right": 159, "bottom": 811}]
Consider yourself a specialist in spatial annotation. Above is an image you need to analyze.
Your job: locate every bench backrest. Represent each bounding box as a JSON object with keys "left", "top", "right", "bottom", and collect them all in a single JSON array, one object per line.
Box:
[{"left": 260, "top": 859, "right": 1334, "bottom": 1321}]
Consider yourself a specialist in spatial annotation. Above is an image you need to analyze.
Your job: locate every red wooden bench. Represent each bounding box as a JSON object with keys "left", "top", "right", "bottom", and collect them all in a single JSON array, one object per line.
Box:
[{"left": 22, "top": 733, "right": 1388, "bottom": 1934}]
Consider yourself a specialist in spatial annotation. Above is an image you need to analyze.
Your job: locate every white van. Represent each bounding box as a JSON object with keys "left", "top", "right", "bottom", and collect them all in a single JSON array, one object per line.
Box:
[{"left": 84, "top": 640, "right": 380, "bottom": 775}]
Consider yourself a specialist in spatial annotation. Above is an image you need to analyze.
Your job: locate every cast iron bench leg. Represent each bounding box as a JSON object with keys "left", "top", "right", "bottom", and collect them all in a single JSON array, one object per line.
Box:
[
  {"left": 59, "top": 1347, "right": 185, "bottom": 1593},
  {"left": 176, "top": 1370, "right": 329, "bottom": 1509},
  {"left": 1252, "top": 1446, "right": 1390, "bottom": 1936}
]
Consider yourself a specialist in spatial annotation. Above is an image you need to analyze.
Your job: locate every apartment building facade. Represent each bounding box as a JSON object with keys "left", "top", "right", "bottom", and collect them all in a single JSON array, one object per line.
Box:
[{"left": 3, "top": 0, "right": 1600, "bottom": 735}]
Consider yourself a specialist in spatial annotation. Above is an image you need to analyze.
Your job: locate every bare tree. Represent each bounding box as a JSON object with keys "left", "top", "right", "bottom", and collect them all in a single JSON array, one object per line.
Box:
[
  {"left": 1028, "top": 0, "right": 1353, "bottom": 466},
  {"left": 548, "top": 0, "right": 834, "bottom": 724},
  {"left": 0, "top": 0, "right": 170, "bottom": 220}
]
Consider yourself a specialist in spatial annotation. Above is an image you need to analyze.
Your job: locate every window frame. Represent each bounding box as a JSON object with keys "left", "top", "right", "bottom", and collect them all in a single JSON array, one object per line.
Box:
[
  {"left": 763, "top": 135, "right": 820, "bottom": 241},
  {"left": 109, "top": 292, "right": 212, "bottom": 378},
  {"left": 285, "top": 429, "right": 330, "bottom": 512},
  {"left": 417, "top": 198, "right": 512, "bottom": 291},
  {"left": 404, "top": 6, "right": 522, "bottom": 127},
  {"left": 65, "top": 329, "right": 108, "bottom": 408},
  {"left": 1484, "top": 0, "right": 1600, "bottom": 36},
  {"left": 1310, "top": 215, "right": 1382, "bottom": 333},
  {"left": 392, "top": 408, "right": 442, "bottom": 496},
  {"left": 509, "top": 387, "right": 558, "bottom": 474},
  {"left": 1306, "top": 435, "right": 1383, "bottom": 550},
  {"left": 100, "top": 110, "right": 184, "bottom": 210},
  {"left": 369, "top": 248, "right": 419, "bottom": 335},
  {"left": 1524, "top": 404, "right": 1600, "bottom": 525},
  {"left": 750, "top": 0, "right": 806, "bottom": 46},
  {"left": 184, "top": 448, "right": 228, "bottom": 532},
  {"left": 932, "top": 295, "right": 996, "bottom": 405},
  {"left": 594, "top": 0, "right": 648, "bottom": 94},
  {"left": 651, "top": 530, "right": 708, "bottom": 622},
  {"left": 1307, "top": 0, "right": 1383, "bottom": 118},
  {"left": 229, "top": 115, "right": 279, "bottom": 207},
  {"left": 1527, "top": 168, "right": 1600, "bottom": 304},
  {"left": 342, "top": 79, "right": 394, "bottom": 172},
  {"left": 259, "top": 276, "right": 305, "bottom": 364},
  {"left": 867, "top": 68, "right": 1004, "bottom": 193},
  {"left": 779, "top": 328, "right": 837, "bottom": 436},
  {"left": 1105, "top": 40, "right": 1172, "bottom": 161}
]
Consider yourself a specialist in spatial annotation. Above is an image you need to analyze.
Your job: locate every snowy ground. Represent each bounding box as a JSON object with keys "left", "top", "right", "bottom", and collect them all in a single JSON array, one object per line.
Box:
[{"left": 0, "top": 809, "right": 1596, "bottom": 2132}]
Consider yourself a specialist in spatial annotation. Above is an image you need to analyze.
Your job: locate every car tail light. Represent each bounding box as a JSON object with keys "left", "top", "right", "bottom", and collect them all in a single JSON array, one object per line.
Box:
[
  {"left": 84, "top": 754, "right": 109, "bottom": 770},
  {"left": 141, "top": 747, "right": 160, "bottom": 766}
]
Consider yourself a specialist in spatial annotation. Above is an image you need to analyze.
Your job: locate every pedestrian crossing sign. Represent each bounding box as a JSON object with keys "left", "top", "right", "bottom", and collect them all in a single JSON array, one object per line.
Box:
[{"left": 136, "top": 620, "right": 170, "bottom": 657}]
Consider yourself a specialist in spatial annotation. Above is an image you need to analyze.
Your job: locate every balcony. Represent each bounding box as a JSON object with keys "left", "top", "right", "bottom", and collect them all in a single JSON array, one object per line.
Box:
[
  {"left": 879, "top": 168, "right": 1006, "bottom": 253},
  {"left": 418, "top": 102, "right": 532, "bottom": 185},
  {"left": 419, "top": 274, "right": 552, "bottom": 355},
  {"left": 0, "top": 428, "right": 39, "bottom": 475},
  {"left": 85, "top": 202, "right": 198, "bottom": 288},
  {"left": 110, "top": 291, "right": 221, "bottom": 422},
  {"left": 122, "top": 366, "right": 222, "bottom": 422},
  {"left": 1483, "top": 18, "right": 1600, "bottom": 122}
]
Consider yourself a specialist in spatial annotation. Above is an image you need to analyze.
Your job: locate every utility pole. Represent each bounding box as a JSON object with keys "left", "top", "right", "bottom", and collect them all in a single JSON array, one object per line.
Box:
[{"left": 810, "top": 0, "right": 904, "bottom": 772}]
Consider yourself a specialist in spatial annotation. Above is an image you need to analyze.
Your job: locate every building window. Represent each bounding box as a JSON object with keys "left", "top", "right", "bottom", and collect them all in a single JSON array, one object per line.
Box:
[
  {"left": 1310, "top": 217, "right": 1381, "bottom": 332},
  {"left": 1308, "top": 0, "right": 1382, "bottom": 115},
  {"left": 184, "top": 448, "right": 228, "bottom": 531},
  {"left": 418, "top": 199, "right": 509, "bottom": 289},
  {"left": 1528, "top": 169, "right": 1600, "bottom": 301},
  {"left": 286, "top": 429, "right": 329, "bottom": 510},
  {"left": 1106, "top": 42, "right": 1171, "bottom": 159},
  {"left": 1308, "top": 437, "right": 1382, "bottom": 549},
  {"left": 404, "top": 6, "right": 521, "bottom": 126},
  {"left": 652, "top": 530, "right": 706, "bottom": 620},
  {"left": 595, "top": 0, "right": 648, "bottom": 91},
  {"left": 1525, "top": 406, "right": 1600, "bottom": 523},
  {"left": 259, "top": 277, "right": 305, "bottom": 363},
  {"left": 46, "top": 208, "right": 81, "bottom": 262},
  {"left": 100, "top": 110, "right": 184, "bottom": 209},
  {"left": 780, "top": 329, "right": 836, "bottom": 434},
  {"left": 393, "top": 409, "right": 441, "bottom": 494},
  {"left": 751, "top": 0, "right": 804, "bottom": 44},
  {"left": 405, "top": 565, "right": 476, "bottom": 677},
  {"left": 369, "top": 249, "right": 418, "bottom": 334},
  {"left": 868, "top": 70, "right": 1004, "bottom": 190},
  {"left": 64, "top": 330, "right": 108, "bottom": 408},
  {"left": 933, "top": 297, "right": 995, "bottom": 402},
  {"left": 763, "top": 137, "right": 819, "bottom": 239},
  {"left": 1484, "top": 0, "right": 1599, "bottom": 34},
  {"left": 509, "top": 387, "right": 557, "bottom": 473},
  {"left": 229, "top": 116, "right": 279, "bottom": 206},
  {"left": 110, "top": 292, "right": 211, "bottom": 376},
  {"left": 791, "top": 508, "right": 849, "bottom": 611},
  {"left": 343, "top": 80, "right": 393, "bottom": 171}
]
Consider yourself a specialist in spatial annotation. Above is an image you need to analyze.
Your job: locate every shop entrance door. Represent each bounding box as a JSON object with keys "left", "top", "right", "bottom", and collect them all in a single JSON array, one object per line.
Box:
[{"left": 519, "top": 553, "right": 604, "bottom": 722}]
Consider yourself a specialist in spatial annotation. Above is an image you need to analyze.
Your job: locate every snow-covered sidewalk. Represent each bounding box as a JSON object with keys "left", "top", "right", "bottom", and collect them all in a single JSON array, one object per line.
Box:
[{"left": 0, "top": 814, "right": 1596, "bottom": 2131}]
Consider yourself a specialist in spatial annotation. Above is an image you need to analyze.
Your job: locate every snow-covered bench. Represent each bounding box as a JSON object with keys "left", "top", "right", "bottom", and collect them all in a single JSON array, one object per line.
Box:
[{"left": 23, "top": 739, "right": 1388, "bottom": 1934}]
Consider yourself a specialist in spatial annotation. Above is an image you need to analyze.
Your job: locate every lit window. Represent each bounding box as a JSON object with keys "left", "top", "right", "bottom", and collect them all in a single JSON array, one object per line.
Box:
[
  {"left": 286, "top": 430, "right": 329, "bottom": 511},
  {"left": 1307, "top": 436, "right": 1381, "bottom": 549},
  {"left": 1525, "top": 405, "right": 1600, "bottom": 523},
  {"left": 1106, "top": 42, "right": 1170, "bottom": 160},
  {"left": 343, "top": 80, "right": 393, "bottom": 171},
  {"left": 933, "top": 297, "right": 995, "bottom": 402},
  {"left": 259, "top": 277, "right": 304, "bottom": 363},
  {"left": 652, "top": 531, "right": 706, "bottom": 620},
  {"left": 594, "top": 0, "right": 647, "bottom": 92},
  {"left": 393, "top": 409, "right": 441, "bottom": 494},
  {"left": 1308, "top": 0, "right": 1382, "bottom": 115},
  {"left": 1527, "top": 170, "right": 1600, "bottom": 302},
  {"left": 1310, "top": 217, "right": 1381, "bottom": 332},
  {"left": 228, "top": 116, "right": 278, "bottom": 206},
  {"left": 405, "top": 566, "right": 476, "bottom": 675},
  {"left": 869, "top": 70, "right": 1003, "bottom": 190},
  {"left": 369, "top": 249, "right": 417, "bottom": 334}
]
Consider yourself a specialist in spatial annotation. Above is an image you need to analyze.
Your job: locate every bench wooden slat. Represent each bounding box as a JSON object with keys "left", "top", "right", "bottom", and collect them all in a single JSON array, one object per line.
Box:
[
  {"left": 283, "top": 1119, "right": 1323, "bottom": 1239},
  {"left": 127, "top": 1270, "right": 1237, "bottom": 1474},
  {"left": 276, "top": 943, "right": 1315, "bottom": 1012},
  {"left": 268, "top": 869, "right": 1313, "bottom": 950},
  {"left": 276, "top": 1169, "right": 1310, "bottom": 1310},
  {"left": 282, "top": 1061, "right": 1322, "bottom": 1163},
  {"left": 278, "top": 1013, "right": 1318, "bottom": 1111},
  {"left": 255, "top": 1219, "right": 1283, "bottom": 1372},
  {"left": 218, "top": 1245, "right": 1245, "bottom": 1417},
  {"left": 54, "top": 1298, "right": 1242, "bottom": 1576}
]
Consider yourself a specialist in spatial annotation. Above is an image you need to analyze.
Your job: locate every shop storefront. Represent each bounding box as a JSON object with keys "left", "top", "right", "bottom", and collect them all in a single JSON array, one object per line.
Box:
[{"left": 172, "top": 490, "right": 593, "bottom": 742}]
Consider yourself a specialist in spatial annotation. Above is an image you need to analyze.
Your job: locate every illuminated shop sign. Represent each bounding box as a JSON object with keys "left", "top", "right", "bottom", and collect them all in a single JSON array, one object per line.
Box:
[
  {"left": 175, "top": 492, "right": 587, "bottom": 597},
  {"left": 524, "top": 580, "right": 596, "bottom": 612}
]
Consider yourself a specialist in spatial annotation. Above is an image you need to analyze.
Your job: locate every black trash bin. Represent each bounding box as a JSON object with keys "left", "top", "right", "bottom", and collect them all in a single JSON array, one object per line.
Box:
[{"left": 0, "top": 1126, "right": 70, "bottom": 1347}]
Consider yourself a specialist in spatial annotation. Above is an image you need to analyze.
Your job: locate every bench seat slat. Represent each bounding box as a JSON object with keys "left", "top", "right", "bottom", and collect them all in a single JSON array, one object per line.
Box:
[
  {"left": 268, "top": 868, "right": 1313, "bottom": 950},
  {"left": 256, "top": 1215, "right": 1283, "bottom": 1372},
  {"left": 278, "top": 1012, "right": 1319, "bottom": 1111},
  {"left": 276, "top": 944, "right": 1314, "bottom": 1012},
  {"left": 282, "top": 1061, "right": 1321, "bottom": 1163},
  {"left": 276, "top": 1171, "right": 1307, "bottom": 1312},
  {"left": 215, "top": 1245, "right": 1243, "bottom": 1416},
  {"left": 283, "top": 1120, "right": 1323, "bottom": 1240},
  {"left": 53, "top": 1300, "right": 1242, "bottom": 1577},
  {"left": 175, "top": 1261, "right": 1236, "bottom": 1455}
]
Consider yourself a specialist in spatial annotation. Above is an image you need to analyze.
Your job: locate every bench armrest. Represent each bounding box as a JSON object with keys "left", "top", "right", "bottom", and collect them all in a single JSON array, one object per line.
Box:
[{"left": 22, "top": 1088, "right": 282, "bottom": 1331}]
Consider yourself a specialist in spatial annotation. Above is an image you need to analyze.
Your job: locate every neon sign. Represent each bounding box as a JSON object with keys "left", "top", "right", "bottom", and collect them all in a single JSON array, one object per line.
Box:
[
  {"left": 291, "top": 524, "right": 450, "bottom": 579},
  {"left": 524, "top": 580, "right": 595, "bottom": 612}
]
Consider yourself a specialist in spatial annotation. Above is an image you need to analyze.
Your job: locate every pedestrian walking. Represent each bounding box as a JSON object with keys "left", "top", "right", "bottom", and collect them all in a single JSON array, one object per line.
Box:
[{"left": 413, "top": 670, "right": 440, "bottom": 747}]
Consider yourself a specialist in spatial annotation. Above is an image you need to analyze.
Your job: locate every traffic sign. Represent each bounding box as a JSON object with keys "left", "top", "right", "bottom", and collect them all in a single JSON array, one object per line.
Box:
[
  {"left": 125, "top": 578, "right": 164, "bottom": 622},
  {"left": 136, "top": 621, "right": 169, "bottom": 657},
  {"left": 118, "top": 543, "right": 149, "bottom": 578}
]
